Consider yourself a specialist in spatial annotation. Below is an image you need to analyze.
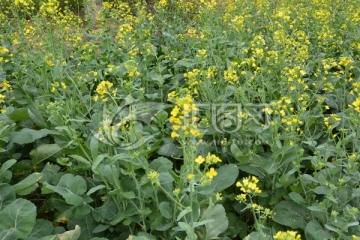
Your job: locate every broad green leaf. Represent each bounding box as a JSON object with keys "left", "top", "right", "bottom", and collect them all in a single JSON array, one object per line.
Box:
[
  {"left": 27, "top": 219, "right": 54, "bottom": 240},
  {"left": 149, "top": 157, "right": 173, "bottom": 172},
  {"left": 156, "top": 139, "right": 182, "bottom": 158},
  {"left": 351, "top": 188, "right": 360, "bottom": 197},
  {"left": 44, "top": 174, "right": 87, "bottom": 206},
  {"left": 159, "top": 172, "right": 174, "bottom": 186},
  {"left": 86, "top": 185, "right": 105, "bottom": 196},
  {"left": 0, "top": 159, "right": 16, "bottom": 176},
  {"left": 244, "top": 231, "right": 272, "bottom": 240},
  {"left": 177, "top": 222, "right": 197, "bottom": 239},
  {"left": 57, "top": 225, "right": 81, "bottom": 240},
  {"left": 9, "top": 108, "right": 29, "bottom": 122},
  {"left": 305, "top": 220, "right": 332, "bottom": 240},
  {"left": 90, "top": 136, "right": 99, "bottom": 160},
  {"left": 41, "top": 163, "right": 61, "bottom": 184},
  {"left": 28, "top": 108, "right": 48, "bottom": 128},
  {"left": 204, "top": 204, "right": 229, "bottom": 239},
  {"left": 312, "top": 186, "right": 328, "bottom": 195},
  {"left": 199, "top": 164, "right": 239, "bottom": 194},
  {"left": 0, "top": 199, "right": 36, "bottom": 239},
  {"left": 11, "top": 128, "right": 58, "bottom": 145},
  {"left": 177, "top": 208, "right": 192, "bottom": 222},
  {"left": 30, "top": 144, "right": 62, "bottom": 165},
  {"left": 0, "top": 159, "right": 16, "bottom": 183},
  {"left": 272, "top": 200, "right": 308, "bottom": 229},
  {"left": 13, "top": 172, "right": 43, "bottom": 195},
  {"left": 0, "top": 229, "right": 17, "bottom": 240},
  {"left": 69, "top": 155, "right": 91, "bottom": 168},
  {"left": 159, "top": 202, "right": 172, "bottom": 219},
  {"left": 288, "top": 192, "right": 306, "bottom": 205},
  {"left": 211, "top": 164, "right": 239, "bottom": 191},
  {"left": 0, "top": 184, "right": 15, "bottom": 210}
]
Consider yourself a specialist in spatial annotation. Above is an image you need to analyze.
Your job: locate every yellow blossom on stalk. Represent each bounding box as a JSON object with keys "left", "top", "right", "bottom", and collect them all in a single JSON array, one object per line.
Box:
[
  {"left": 349, "top": 97, "right": 360, "bottom": 113},
  {"left": 236, "top": 176, "right": 261, "bottom": 194},
  {"left": 157, "top": 0, "right": 168, "bottom": 9},
  {"left": 204, "top": 153, "right": 222, "bottom": 164},
  {"left": 273, "top": 230, "right": 301, "bottom": 240},
  {"left": 1, "top": 81, "right": 12, "bottom": 92},
  {"left": 205, "top": 167, "right": 218, "bottom": 179},
  {"left": 0, "top": 94, "right": 5, "bottom": 104},
  {"left": 187, "top": 173, "right": 195, "bottom": 180},
  {"left": 195, "top": 49, "right": 207, "bottom": 59},
  {"left": 195, "top": 155, "right": 205, "bottom": 164},
  {"left": 324, "top": 114, "right": 341, "bottom": 129},
  {"left": 124, "top": 60, "right": 140, "bottom": 77},
  {"left": 94, "top": 81, "right": 114, "bottom": 102},
  {"left": 169, "top": 93, "right": 201, "bottom": 139},
  {"left": 147, "top": 171, "right": 160, "bottom": 184},
  {"left": 224, "top": 67, "right": 238, "bottom": 84}
]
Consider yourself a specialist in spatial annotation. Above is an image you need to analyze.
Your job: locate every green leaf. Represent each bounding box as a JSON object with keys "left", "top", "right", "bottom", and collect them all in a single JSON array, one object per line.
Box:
[
  {"left": 204, "top": 204, "right": 229, "bottom": 239},
  {"left": 11, "top": 128, "right": 58, "bottom": 145},
  {"left": 69, "top": 155, "right": 91, "bottom": 168},
  {"left": 86, "top": 185, "right": 105, "bottom": 196},
  {"left": 0, "top": 199, "right": 36, "bottom": 239},
  {"left": 0, "top": 159, "right": 16, "bottom": 176},
  {"left": 288, "top": 192, "right": 306, "bottom": 205},
  {"left": 57, "top": 225, "right": 81, "bottom": 240},
  {"left": 30, "top": 144, "right": 62, "bottom": 165},
  {"left": 312, "top": 186, "right": 328, "bottom": 195},
  {"left": 244, "top": 231, "right": 272, "bottom": 240},
  {"left": 13, "top": 172, "right": 43, "bottom": 195},
  {"left": 199, "top": 164, "right": 239, "bottom": 194},
  {"left": 156, "top": 139, "right": 182, "bottom": 158},
  {"left": 159, "top": 202, "right": 172, "bottom": 219},
  {"left": 272, "top": 200, "right": 308, "bottom": 229},
  {"left": 27, "top": 219, "right": 54, "bottom": 240},
  {"left": 0, "top": 229, "right": 17, "bottom": 240},
  {"left": 9, "top": 108, "right": 29, "bottom": 122},
  {"left": 211, "top": 164, "right": 239, "bottom": 191},
  {"left": 351, "top": 188, "right": 360, "bottom": 197},
  {"left": 149, "top": 157, "right": 173, "bottom": 172},
  {"left": 0, "top": 184, "right": 15, "bottom": 210},
  {"left": 305, "top": 220, "right": 332, "bottom": 240},
  {"left": 44, "top": 174, "right": 87, "bottom": 206},
  {"left": 159, "top": 172, "right": 174, "bottom": 186}
]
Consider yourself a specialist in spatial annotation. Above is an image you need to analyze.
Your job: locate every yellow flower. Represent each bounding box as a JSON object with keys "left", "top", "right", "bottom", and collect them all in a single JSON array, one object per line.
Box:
[
  {"left": 274, "top": 230, "right": 301, "bottom": 240},
  {"left": 206, "top": 167, "right": 218, "bottom": 179},
  {"left": 195, "top": 155, "right": 205, "bottom": 164},
  {"left": 171, "top": 132, "right": 179, "bottom": 138},
  {"left": 147, "top": 171, "right": 160, "bottom": 183},
  {"left": 187, "top": 173, "right": 195, "bottom": 180}
]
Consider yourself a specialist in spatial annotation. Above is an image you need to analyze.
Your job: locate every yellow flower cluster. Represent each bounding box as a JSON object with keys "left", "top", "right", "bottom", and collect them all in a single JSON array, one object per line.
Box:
[
  {"left": 124, "top": 60, "right": 140, "bottom": 78},
  {"left": 0, "top": 47, "right": 11, "bottom": 63},
  {"left": 273, "top": 230, "right": 301, "bottom": 240},
  {"left": 147, "top": 171, "right": 160, "bottom": 184},
  {"left": 0, "top": 80, "right": 12, "bottom": 113},
  {"left": 188, "top": 153, "right": 222, "bottom": 180},
  {"left": 94, "top": 81, "right": 115, "bottom": 102},
  {"left": 324, "top": 114, "right": 341, "bottom": 129},
  {"left": 194, "top": 153, "right": 222, "bottom": 165},
  {"left": 39, "top": 0, "right": 60, "bottom": 18},
  {"left": 116, "top": 23, "right": 134, "bottom": 46},
  {"left": 350, "top": 97, "right": 360, "bottom": 113},
  {"left": 169, "top": 93, "right": 201, "bottom": 139},
  {"left": 50, "top": 82, "right": 67, "bottom": 93},
  {"left": 236, "top": 176, "right": 261, "bottom": 194},
  {"left": 157, "top": 0, "right": 168, "bottom": 9},
  {"left": 183, "top": 69, "right": 202, "bottom": 94}
]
